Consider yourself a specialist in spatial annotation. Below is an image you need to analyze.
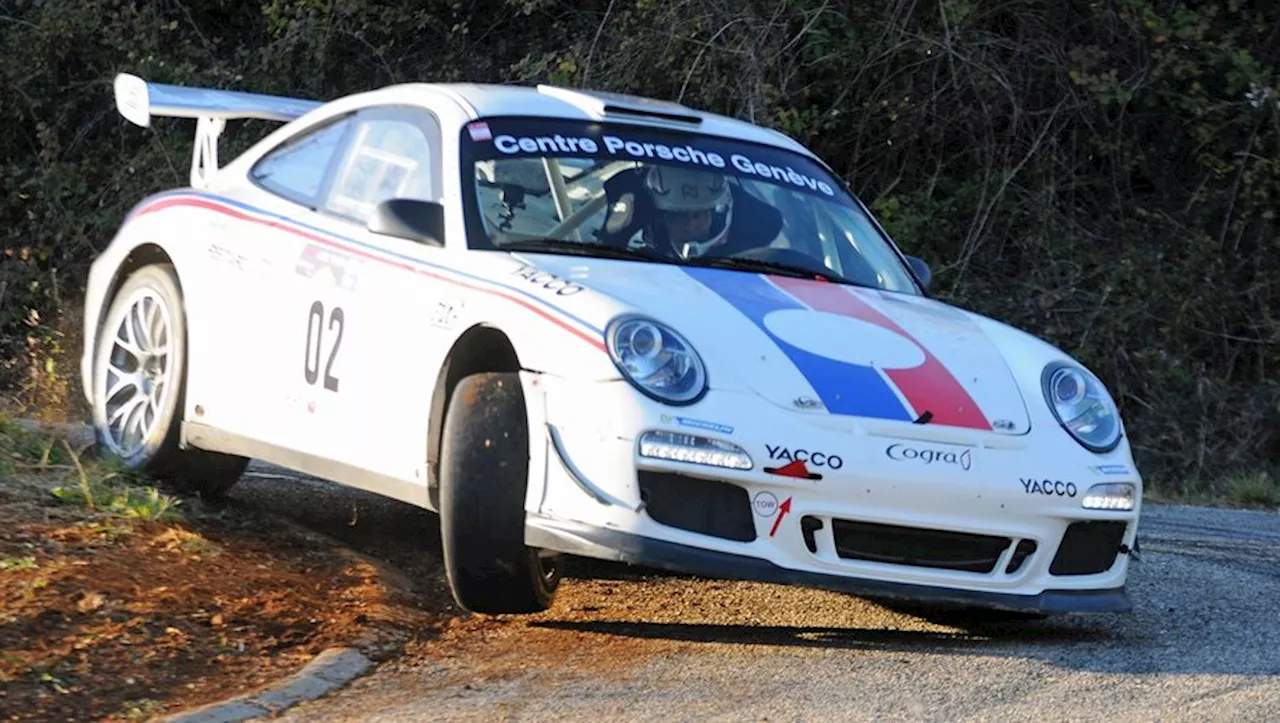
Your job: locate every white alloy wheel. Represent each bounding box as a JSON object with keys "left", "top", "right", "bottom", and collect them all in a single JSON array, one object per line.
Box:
[
  {"left": 96, "top": 286, "right": 176, "bottom": 459},
  {"left": 91, "top": 263, "right": 189, "bottom": 474}
]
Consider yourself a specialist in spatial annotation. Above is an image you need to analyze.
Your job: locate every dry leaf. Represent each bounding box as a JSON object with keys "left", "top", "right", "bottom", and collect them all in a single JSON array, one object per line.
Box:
[{"left": 76, "top": 592, "right": 105, "bottom": 612}]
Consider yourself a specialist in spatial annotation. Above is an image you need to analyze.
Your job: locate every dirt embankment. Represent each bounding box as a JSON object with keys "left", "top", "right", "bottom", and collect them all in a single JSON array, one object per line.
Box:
[{"left": 0, "top": 420, "right": 445, "bottom": 722}]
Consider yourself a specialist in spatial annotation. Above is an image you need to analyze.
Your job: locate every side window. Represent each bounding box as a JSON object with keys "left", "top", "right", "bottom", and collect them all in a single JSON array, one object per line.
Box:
[
  {"left": 250, "top": 119, "right": 352, "bottom": 206},
  {"left": 323, "top": 117, "right": 434, "bottom": 222}
]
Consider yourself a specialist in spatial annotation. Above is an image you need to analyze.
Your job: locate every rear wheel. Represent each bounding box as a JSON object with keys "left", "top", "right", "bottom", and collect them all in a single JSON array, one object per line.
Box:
[
  {"left": 439, "top": 372, "right": 560, "bottom": 614},
  {"left": 91, "top": 263, "right": 247, "bottom": 498}
]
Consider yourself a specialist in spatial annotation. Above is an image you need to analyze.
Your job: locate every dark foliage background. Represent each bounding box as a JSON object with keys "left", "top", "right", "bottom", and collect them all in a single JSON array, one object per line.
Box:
[{"left": 2, "top": 0, "right": 1277, "bottom": 498}]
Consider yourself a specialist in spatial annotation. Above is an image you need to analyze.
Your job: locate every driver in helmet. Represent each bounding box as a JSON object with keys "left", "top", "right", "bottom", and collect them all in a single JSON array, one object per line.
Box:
[{"left": 643, "top": 165, "right": 733, "bottom": 258}]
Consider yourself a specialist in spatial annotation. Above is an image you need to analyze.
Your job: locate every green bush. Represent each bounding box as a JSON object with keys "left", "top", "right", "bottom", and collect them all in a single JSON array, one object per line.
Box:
[{"left": 2, "top": 0, "right": 1276, "bottom": 498}]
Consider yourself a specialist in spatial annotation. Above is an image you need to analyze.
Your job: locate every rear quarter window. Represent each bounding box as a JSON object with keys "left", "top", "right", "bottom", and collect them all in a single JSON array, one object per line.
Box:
[{"left": 250, "top": 119, "right": 352, "bottom": 206}]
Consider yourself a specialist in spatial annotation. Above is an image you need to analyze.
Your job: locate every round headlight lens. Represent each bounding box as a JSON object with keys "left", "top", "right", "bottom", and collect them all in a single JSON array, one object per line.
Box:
[
  {"left": 606, "top": 316, "right": 707, "bottom": 405},
  {"left": 1041, "top": 361, "right": 1122, "bottom": 452}
]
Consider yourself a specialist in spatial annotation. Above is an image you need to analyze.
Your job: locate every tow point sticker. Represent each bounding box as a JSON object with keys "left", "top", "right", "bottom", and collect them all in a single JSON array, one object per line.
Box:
[{"left": 752, "top": 491, "right": 779, "bottom": 517}]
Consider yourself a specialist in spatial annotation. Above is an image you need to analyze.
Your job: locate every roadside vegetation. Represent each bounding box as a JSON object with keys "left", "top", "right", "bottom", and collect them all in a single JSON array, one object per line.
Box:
[
  {"left": 0, "top": 415, "right": 435, "bottom": 720},
  {"left": 1, "top": 0, "right": 1276, "bottom": 504}
]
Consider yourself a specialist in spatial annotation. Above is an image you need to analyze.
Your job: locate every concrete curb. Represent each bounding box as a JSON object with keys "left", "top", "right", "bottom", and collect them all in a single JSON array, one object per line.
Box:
[{"left": 158, "top": 647, "right": 374, "bottom": 723}]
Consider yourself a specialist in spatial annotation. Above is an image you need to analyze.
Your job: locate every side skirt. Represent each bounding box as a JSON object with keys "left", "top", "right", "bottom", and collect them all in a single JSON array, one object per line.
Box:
[{"left": 181, "top": 421, "right": 433, "bottom": 511}]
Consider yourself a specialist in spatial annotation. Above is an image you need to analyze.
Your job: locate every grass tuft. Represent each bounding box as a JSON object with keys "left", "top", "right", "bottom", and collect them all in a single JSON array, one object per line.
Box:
[
  {"left": 1225, "top": 472, "right": 1279, "bottom": 510},
  {"left": 2, "top": 414, "right": 184, "bottom": 522}
]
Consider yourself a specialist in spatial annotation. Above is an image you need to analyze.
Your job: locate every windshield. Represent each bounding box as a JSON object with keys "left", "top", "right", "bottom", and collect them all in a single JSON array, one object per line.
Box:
[{"left": 458, "top": 117, "right": 920, "bottom": 293}]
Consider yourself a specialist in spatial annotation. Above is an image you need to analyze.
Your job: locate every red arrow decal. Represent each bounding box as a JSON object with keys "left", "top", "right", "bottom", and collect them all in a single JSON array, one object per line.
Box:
[{"left": 769, "top": 497, "right": 793, "bottom": 538}]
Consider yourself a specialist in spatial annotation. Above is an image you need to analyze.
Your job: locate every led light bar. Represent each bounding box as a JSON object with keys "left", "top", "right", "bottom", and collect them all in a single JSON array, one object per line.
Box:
[
  {"left": 1081, "top": 483, "right": 1136, "bottom": 511},
  {"left": 638, "top": 430, "right": 753, "bottom": 470}
]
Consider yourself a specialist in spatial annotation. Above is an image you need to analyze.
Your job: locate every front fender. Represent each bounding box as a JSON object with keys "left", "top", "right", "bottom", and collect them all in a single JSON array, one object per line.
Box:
[
  {"left": 482, "top": 312, "right": 620, "bottom": 381},
  {"left": 966, "top": 311, "right": 1140, "bottom": 469}
]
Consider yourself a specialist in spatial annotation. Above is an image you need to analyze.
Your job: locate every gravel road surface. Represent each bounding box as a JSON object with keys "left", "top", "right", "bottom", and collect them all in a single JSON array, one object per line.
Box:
[{"left": 228, "top": 463, "right": 1280, "bottom": 722}]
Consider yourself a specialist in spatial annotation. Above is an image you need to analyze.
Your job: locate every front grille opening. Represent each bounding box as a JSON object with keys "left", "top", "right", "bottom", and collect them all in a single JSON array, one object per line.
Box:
[
  {"left": 831, "top": 519, "right": 1011, "bottom": 573},
  {"left": 1005, "top": 539, "right": 1038, "bottom": 574},
  {"left": 638, "top": 471, "right": 755, "bottom": 542},
  {"left": 1050, "top": 521, "right": 1127, "bottom": 575},
  {"left": 800, "top": 515, "right": 824, "bottom": 553}
]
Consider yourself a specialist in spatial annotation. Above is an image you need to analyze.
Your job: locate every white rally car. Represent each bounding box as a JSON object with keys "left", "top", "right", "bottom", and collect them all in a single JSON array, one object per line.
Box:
[{"left": 82, "top": 73, "right": 1143, "bottom": 616}]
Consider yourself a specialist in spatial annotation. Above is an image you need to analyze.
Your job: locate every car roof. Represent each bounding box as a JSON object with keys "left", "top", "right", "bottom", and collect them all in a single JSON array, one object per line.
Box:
[{"left": 388, "top": 82, "right": 819, "bottom": 161}]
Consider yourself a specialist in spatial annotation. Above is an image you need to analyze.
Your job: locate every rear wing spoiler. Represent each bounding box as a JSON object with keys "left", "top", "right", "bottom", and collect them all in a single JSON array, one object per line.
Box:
[{"left": 113, "top": 73, "right": 323, "bottom": 188}]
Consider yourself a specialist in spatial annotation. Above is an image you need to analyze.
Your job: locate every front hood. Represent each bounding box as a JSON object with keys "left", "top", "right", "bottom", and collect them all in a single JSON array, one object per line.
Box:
[{"left": 517, "top": 254, "right": 1032, "bottom": 435}]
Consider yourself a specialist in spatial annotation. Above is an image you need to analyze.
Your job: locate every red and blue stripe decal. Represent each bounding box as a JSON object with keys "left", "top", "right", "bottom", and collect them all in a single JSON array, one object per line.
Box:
[
  {"left": 129, "top": 191, "right": 606, "bottom": 351},
  {"left": 684, "top": 268, "right": 991, "bottom": 430},
  {"left": 129, "top": 191, "right": 988, "bottom": 426}
]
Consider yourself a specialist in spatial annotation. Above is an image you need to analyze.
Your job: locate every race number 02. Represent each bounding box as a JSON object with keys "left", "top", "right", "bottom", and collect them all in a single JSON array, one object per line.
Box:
[{"left": 304, "top": 300, "right": 344, "bottom": 392}]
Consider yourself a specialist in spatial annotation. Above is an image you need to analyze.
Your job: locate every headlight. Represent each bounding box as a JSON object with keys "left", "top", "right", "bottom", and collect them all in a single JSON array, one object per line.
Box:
[
  {"left": 638, "top": 430, "right": 752, "bottom": 470},
  {"left": 1041, "top": 361, "right": 1122, "bottom": 452},
  {"left": 606, "top": 315, "right": 707, "bottom": 405},
  {"left": 1081, "top": 482, "right": 1136, "bottom": 511}
]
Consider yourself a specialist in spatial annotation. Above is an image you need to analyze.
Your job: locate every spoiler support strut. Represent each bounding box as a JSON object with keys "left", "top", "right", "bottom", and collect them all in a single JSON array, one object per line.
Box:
[
  {"left": 113, "top": 73, "right": 323, "bottom": 189},
  {"left": 192, "top": 116, "right": 226, "bottom": 189}
]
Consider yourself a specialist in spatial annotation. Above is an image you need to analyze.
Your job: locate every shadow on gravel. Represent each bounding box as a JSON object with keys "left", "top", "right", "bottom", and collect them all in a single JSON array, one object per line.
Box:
[
  {"left": 227, "top": 469, "right": 1280, "bottom": 680},
  {"left": 561, "top": 557, "right": 710, "bottom": 582},
  {"left": 226, "top": 471, "right": 451, "bottom": 605},
  {"left": 529, "top": 617, "right": 1112, "bottom": 652}
]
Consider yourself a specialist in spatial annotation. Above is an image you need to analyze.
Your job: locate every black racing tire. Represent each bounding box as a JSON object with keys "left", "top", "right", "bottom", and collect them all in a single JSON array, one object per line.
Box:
[
  {"left": 439, "top": 372, "right": 560, "bottom": 614},
  {"left": 90, "top": 263, "right": 248, "bottom": 499}
]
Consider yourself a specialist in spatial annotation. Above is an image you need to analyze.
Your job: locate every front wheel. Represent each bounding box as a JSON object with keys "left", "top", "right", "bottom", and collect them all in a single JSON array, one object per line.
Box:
[
  {"left": 439, "top": 372, "right": 560, "bottom": 614},
  {"left": 90, "top": 263, "right": 247, "bottom": 497}
]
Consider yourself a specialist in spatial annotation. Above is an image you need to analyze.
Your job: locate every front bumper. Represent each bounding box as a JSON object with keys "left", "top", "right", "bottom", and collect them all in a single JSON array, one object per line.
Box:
[
  {"left": 524, "top": 375, "right": 1143, "bottom": 614},
  {"left": 526, "top": 516, "right": 1131, "bottom": 613}
]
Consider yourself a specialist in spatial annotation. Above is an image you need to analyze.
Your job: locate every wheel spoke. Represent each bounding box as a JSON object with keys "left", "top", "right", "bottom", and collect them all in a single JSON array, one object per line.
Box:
[
  {"left": 123, "top": 396, "right": 151, "bottom": 450},
  {"left": 132, "top": 298, "right": 153, "bottom": 353},
  {"left": 104, "top": 372, "right": 138, "bottom": 402},
  {"left": 113, "top": 315, "right": 145, "bottom": 361},
  {"left": 135, "top": 398, "right": 156, "bottom": 442},
  {"left": 146, "top": 387, "right": 166, "bottom": 426},
  {"left": 147, "top": 301, "right": 169, "bottom": 355},
  {"left": 107, "top": 353, "right": 141, "bottom": 383},
  {"left": 109, "top": 392, "right": 146, "bottom": 426}
]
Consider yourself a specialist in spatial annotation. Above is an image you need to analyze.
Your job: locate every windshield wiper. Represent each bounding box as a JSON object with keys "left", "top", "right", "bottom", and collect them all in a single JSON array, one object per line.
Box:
[
  {"left": 688, "top": 255, "right": 849, "bottom": 284},
  {"left": 501, "top": 238, "right": 675, "bottom": 264}
]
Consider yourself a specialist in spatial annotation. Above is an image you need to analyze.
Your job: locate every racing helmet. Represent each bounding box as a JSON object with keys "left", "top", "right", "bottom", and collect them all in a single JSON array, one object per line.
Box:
[{"left": 643, "top": 165, "right": 733, "bottom": 258}]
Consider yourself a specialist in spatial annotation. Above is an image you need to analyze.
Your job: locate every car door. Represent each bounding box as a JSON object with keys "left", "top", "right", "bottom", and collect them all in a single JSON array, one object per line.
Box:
[
  {"left": 186, "top": 113, "right": 358, "bottom": 456},
  {"left": 264, "top": 105, "right": 448, "bottom": 487}
]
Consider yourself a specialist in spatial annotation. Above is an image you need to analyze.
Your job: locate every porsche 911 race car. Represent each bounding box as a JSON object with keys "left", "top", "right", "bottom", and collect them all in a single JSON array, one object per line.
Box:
[{"left": 82, "top": 73, "right": 1143, "bottom": 616}]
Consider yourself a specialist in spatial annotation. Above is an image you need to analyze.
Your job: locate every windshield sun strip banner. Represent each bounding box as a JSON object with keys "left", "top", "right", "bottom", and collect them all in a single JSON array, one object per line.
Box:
[{"left": 460, "top": 117, "right": 854, "bottom": 206}]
